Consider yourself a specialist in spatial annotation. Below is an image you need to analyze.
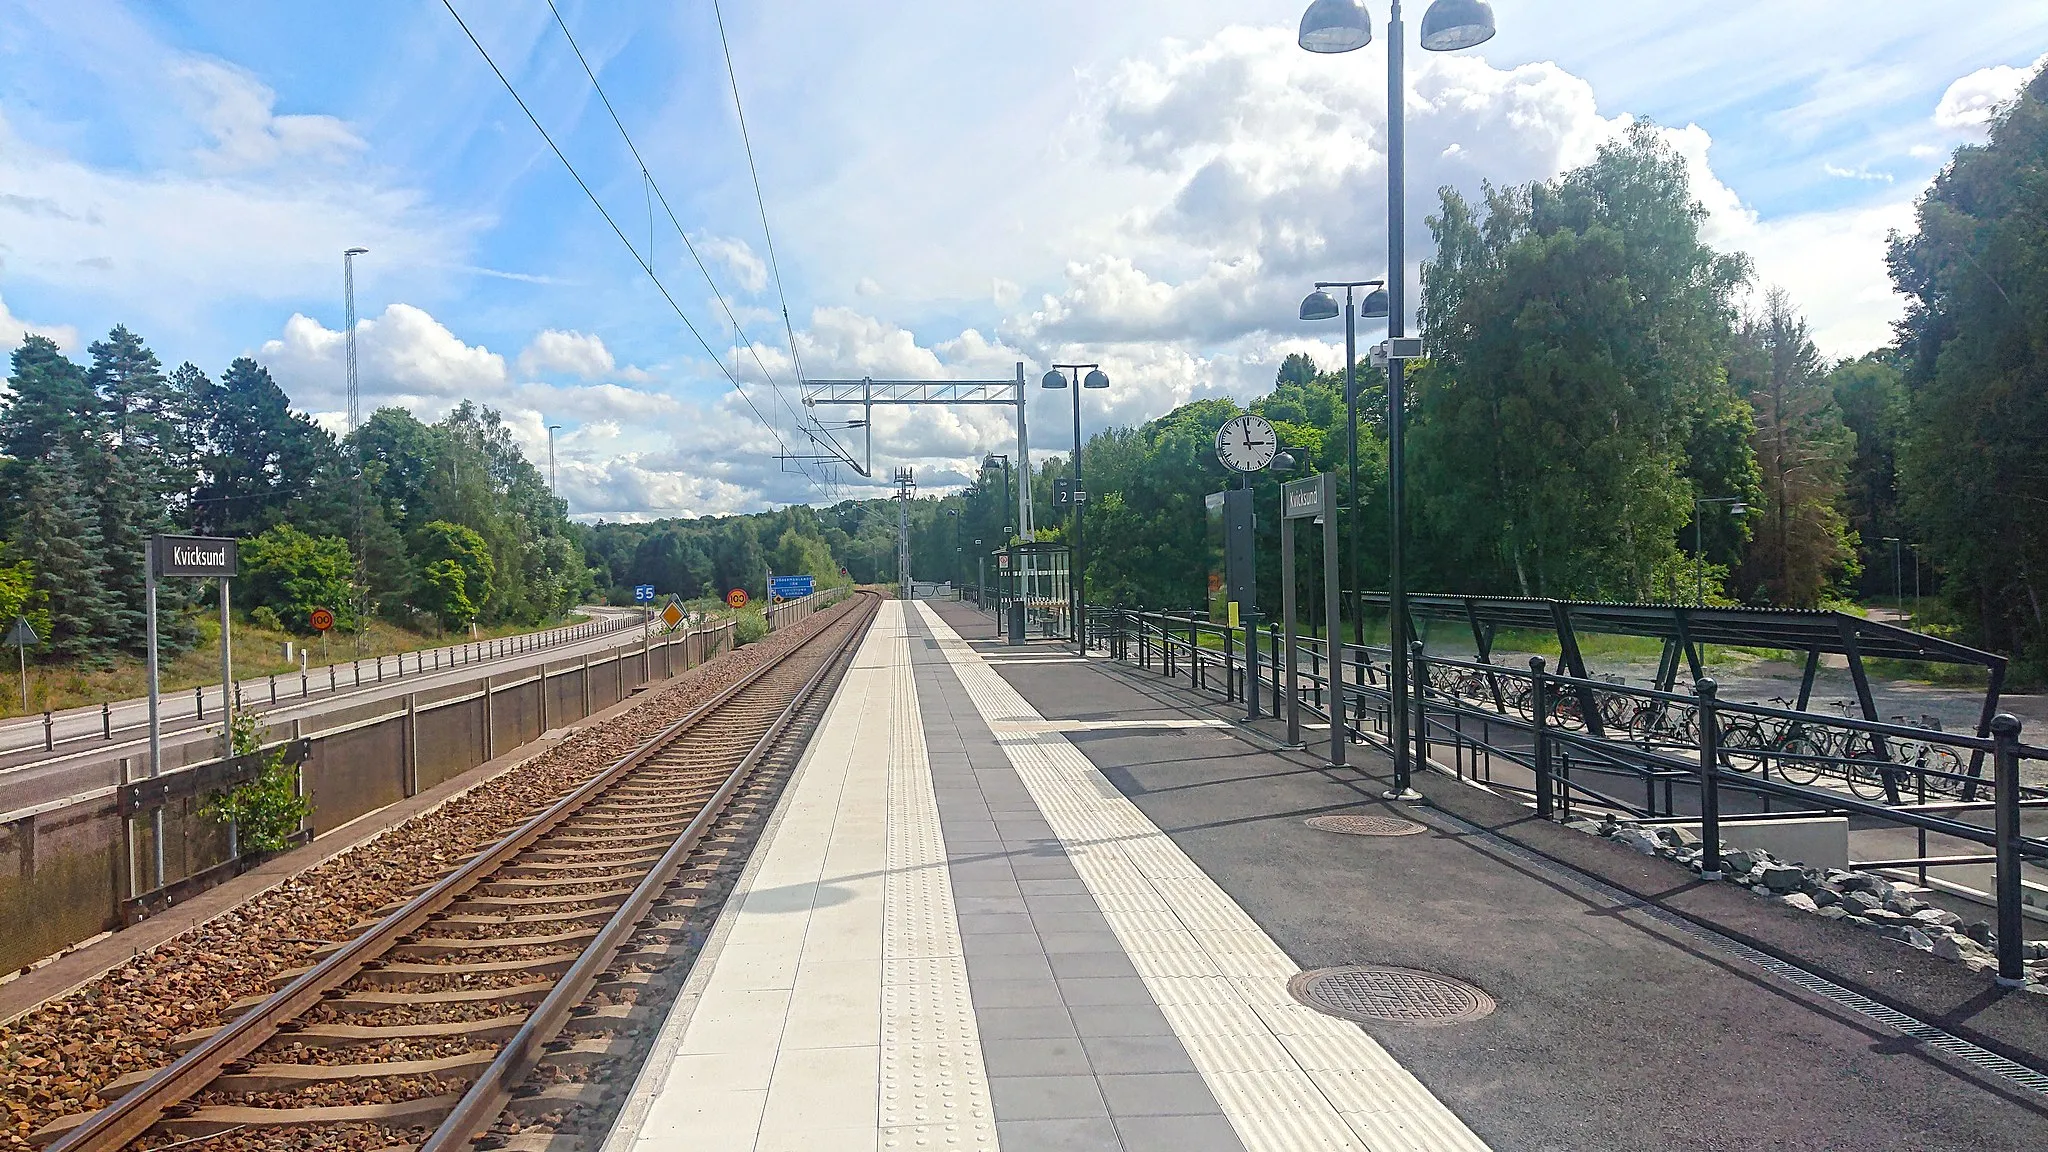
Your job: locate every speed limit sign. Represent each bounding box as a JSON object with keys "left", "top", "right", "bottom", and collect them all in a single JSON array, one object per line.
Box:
[
  {"left": 309, "top": 607, "right": 335, "bottom": 632},
  {"left": 726, "top": 588, "right": 749, "bottom": 609}
]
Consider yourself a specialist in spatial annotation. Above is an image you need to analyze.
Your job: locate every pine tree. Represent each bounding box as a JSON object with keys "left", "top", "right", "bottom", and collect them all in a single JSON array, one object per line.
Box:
[
  {"left": 89, "top": 328, "right": 186, "bottom": 654},
  {"left": 16, "top": 448, "right": 116, "bottom": 661}
]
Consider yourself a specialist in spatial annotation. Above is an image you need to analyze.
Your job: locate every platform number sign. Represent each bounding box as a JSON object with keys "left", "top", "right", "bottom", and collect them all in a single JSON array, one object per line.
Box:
[{"left": 309, "top": 607, "right": 335, "bottom": 633}]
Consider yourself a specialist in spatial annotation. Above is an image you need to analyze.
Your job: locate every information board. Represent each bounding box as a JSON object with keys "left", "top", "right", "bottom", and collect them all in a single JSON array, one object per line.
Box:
[{"left": 770, "top": 575, "right": 815, "bottom": 601}]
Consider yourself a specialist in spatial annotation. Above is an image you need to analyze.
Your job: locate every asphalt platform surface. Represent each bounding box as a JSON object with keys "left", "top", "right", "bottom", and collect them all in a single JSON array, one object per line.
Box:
[{"left": 932, "top": 600, "right": 2048, "bottom": 1151}]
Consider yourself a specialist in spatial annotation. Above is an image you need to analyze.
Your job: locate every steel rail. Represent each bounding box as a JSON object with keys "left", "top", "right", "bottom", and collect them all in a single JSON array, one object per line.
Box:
[
  {"left": 46, "top": 592, "right": 876, "bottom": 1152},
  {"left": 424, "top": 589, "right": 878, "bottom": 1150}
]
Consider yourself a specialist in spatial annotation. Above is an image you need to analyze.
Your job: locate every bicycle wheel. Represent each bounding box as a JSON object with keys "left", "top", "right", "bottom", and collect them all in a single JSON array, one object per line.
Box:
[
  {"left": 1773, "top": 731, "right": 1824, "bottom": 786},
  {"left": 1718, "top": 722, "right": 1767, "bottom": 773},
  {"left": 1844, "top": 750, "right": 1892, "bottom": 799}
]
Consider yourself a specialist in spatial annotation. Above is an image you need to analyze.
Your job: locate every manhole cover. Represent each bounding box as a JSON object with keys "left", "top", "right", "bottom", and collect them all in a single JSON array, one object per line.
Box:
[
  {"left": 1304, "top": 813, "right": 1426, "bottom": 837},
  {"left": 1288, "top": 966, "right": 1495, "bottom": 1026}
]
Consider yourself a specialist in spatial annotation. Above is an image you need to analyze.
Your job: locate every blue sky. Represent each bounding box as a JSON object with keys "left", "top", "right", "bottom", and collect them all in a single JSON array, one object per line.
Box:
[{"left": 0, "top": 1, "right": 2041, "bottom": 519}]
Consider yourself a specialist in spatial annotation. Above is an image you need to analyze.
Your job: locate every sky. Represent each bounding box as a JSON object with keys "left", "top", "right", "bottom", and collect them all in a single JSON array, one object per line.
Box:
[{"left": 0, "top": 1, "right": 2041, "bottom": 522}]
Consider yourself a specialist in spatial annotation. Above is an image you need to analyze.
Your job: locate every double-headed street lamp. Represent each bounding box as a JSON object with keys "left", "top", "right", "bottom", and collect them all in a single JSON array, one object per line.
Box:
[
  {"left": 1043, "top": 364, "right": 1109, "bottom": 645},
  {"left": 1299, "top": 279, "right": 1389, "bottom": 652},
  {"left": 1299, "top": 0, "right": 1496, "bottom": 797}
]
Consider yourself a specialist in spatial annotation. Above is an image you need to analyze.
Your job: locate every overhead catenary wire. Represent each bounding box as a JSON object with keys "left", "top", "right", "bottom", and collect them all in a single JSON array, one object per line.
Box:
[
  {"left": 543, "top": 0, "right": 849, "bottom": 489},
  {"left": 440, "top": 0, "right": 828, "bottom": 496},
  {"left": 712, "top": 0, "right": 820, "bottom": 440}
]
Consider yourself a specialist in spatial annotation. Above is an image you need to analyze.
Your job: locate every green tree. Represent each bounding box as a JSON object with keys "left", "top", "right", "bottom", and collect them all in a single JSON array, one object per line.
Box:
[
  {"left": 1410, "top": 123, "right": 1751, "bottom": 599},
  {"left": 1728, "top": 289, "right": 1856, "bottom": 606},
  {"left": 14, "top": 448, "right": 115, "bottom": 660},
  {"left": 1830, "top": 354, "right": 1909, "bottom": 598},
  {"left": 190, "top": 357, "right": 347, "bottom": 539},
  {"left": 412, "top": 520, "right": 495, "bottom": 630},
  {"left": 1888, "top": 60, "right": 2048, "bottom": 668},
  {"left": 241, "top": 524, "right": 356, "bottom": 631}
]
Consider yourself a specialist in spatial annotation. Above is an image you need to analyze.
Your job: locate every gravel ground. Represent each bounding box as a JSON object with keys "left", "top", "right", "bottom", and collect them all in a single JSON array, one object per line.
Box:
[{"left": 0, "top": 598, "right": 866, "bottom": 1150}]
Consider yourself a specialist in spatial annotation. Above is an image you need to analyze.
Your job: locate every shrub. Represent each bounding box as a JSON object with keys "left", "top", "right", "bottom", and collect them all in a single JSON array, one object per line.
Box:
[
  {"left": 247, "top": 605, "right": 284, "bottom": 632},
  {"left": 201, "top": 712, "right": 311, "bottom": 855},
  {"left": 734, "top": 608, "right": 769, "bottom": 647}
]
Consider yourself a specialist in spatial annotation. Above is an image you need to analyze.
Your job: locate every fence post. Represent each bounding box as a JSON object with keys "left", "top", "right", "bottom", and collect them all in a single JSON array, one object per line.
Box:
[
  {"left": 1993, "top": 713, "right": 2026, "bottom": 986},
  {"left": 1269, "top": 622, "right": 1281, "bottom": 717},
  {"left": 1697, "top": 678, "right": 1722, "bottom": 879},
  {"left": 42, "top": 710, "right": 53, "bottom": 751},
  {"left": 1530, "top": 656, "right": 1552, "bottom": 819},
  {"left": 1223, "top": 625, "right": 1236, "bottom": 702},
  {"left": 404, "top": 692, "right": 419, "bottom": 797},
  {"left": 1411, "top": 642, "right": 1429, "bottom": 775},
  {"left": 194, "top": 685, "right": 204, "bottom": 721},
  {"left": 103, "top": 702, "right": 112, "bottom": 740},
  {"left": 269, "top": 674, "right": 277, "bottom": 705}
]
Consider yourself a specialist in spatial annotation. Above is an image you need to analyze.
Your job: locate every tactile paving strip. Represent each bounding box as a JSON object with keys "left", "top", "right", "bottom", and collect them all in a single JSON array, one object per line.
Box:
[
  {"left": 1289, "top": 966, "right": 1496, "bottom": 1026},
  {"left": 916, "top": 602, "right": 1493, "bottom": 1152},
  {"left": 880, "top": 611, "right": 998, "bottom": 1150}
]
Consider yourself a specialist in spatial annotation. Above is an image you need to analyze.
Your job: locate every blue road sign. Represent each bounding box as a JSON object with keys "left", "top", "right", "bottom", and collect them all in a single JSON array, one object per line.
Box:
[
  {"left": 770, "top": 575, "right": 815, "bottom": 601},
  {"left": 634, "top": 584, "right": 656, "bottom": 603}
]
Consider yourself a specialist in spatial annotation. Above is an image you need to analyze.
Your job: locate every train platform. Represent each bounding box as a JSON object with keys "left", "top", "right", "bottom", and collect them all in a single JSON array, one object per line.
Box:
[{"left": 605, "top": 598, "right": 2048, "bottom": 1152}]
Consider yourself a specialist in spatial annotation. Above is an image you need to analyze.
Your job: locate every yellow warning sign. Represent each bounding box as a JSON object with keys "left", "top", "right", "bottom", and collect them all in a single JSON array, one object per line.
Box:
[{"left": 661, "top": 598, "right": 685, "bottom": 629}]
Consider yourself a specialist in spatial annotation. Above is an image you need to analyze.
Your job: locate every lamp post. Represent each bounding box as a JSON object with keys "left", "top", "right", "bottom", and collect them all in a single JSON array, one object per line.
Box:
[
  {"left": 1910, "top": 543, "right": 1923, "bottom": 616},
  {"left": 343, "top": 246, "right": 370, "bottom": 657},
  {"left": 983, "top": 452, "right": 1017, "bottom": 636},
  {"left": 948, "top": 509, "right": 961, "bottom": 590},
  {"left": 982, "top": 453, "right": 1015, "bottom": 540},
  {"left": 1299, "top": 280, "right": 1389, "bottom": 652},
  {"left": 547, "top": 424, "right": 562, "bottom": 496},
  {"left": 1300, "top": 0, "right": 1495, "bottom": 798},
  {"left": 1043, "top": 364, "right": 1109, "bottom": 646},
  {"left": 1693, "top": 497, "right": 1749, "bottom": 605},
  {"left": 1883, "top": 536, "right": 1903, "bottom": 622}
]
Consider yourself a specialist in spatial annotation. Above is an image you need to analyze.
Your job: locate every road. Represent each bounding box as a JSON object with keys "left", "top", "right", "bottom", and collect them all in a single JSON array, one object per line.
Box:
[{"left": 0, "top": 606, "right": 659, "bottom": 817}]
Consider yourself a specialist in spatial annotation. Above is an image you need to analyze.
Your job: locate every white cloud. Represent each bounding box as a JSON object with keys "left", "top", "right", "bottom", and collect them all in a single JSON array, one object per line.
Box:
[
  {"left": 695, "top": 235, "right": 769, "bottom": 294},
  {"left": 855, "top": 277, "right": 884, "bottom": 297},
  {"left": 518, "top": 329, "right": 616, "bottom": 379},
  {"left": 173, "top": 59, "right": 365, "bottom": 172},
  {"left": 0, "top": 67, "right": 463, "bottom": 332},
  {"left": 1822, "top": 163, "right": 1893, "bottom": 183},
  {"left": 0, "top": 291, "right": 80, "bottom": 354},
  {"left": 1934, "top": 53, "right": 2046, "bottom": 131}
]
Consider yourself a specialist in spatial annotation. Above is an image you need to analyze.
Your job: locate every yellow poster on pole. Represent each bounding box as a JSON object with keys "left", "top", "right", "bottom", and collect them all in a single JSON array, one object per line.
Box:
[{"left": 1227, "top": 601, "right": 1240, "bottom": 628}]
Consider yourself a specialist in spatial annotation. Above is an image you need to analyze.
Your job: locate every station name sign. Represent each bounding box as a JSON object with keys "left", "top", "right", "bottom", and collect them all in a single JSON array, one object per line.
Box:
[
  {"left": 153, "top": 534, "right": 238, "bottom": 577},
  {"left": 1282, "top": 476, "right": 1329, "bottom": 520}
]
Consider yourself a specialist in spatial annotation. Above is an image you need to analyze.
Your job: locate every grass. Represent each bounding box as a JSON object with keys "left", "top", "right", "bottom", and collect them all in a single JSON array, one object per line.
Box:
[
  {"left": 1174, "top": 617, "right": 1778, "bottom": 670},
  {"left": 1, "top": 610, "right": 596, "bottom": 720}
]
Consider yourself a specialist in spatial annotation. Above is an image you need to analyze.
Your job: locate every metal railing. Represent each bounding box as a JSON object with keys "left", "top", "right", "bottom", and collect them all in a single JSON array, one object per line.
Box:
[
  {"left": 0, "top": 610, "right": 646, "bottom": 760},
  {"left": 1090, "top": 606, "right": 2048, "bottom": 985}
]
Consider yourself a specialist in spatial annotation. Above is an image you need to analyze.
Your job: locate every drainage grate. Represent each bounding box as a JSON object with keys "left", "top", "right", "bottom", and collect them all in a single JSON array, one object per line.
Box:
[
  {"left": 1305, "top": 813, "right": 1426, "bottom": 837},
  {"left": 1289, "top": 965, "right": 1495, "bottom": 1026}
]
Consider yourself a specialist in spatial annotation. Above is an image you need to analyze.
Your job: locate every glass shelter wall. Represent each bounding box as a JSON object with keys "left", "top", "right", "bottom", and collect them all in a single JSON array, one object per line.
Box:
[{"left": 994, "top": 543, "right": 1072, "bottom": 641}]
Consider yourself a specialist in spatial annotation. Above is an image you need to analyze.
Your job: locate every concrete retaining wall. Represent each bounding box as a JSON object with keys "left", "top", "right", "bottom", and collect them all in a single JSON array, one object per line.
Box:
[{"left": 0, "top": 622, "right": 731, "bottom": 975}]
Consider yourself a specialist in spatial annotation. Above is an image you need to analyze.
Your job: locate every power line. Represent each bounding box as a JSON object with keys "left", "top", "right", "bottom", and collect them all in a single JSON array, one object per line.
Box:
[
  {"left": 711, "top": 1, "right": 858, "bottom": 487},
  {"left": 440, "top": 0, "right": 827, "bottom": 496},
  {"left": 543, "top": 0, "right": 848, "bottom": 486}
]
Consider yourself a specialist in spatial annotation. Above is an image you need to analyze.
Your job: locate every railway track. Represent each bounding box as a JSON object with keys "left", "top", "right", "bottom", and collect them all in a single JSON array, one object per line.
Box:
[{"left": 33, "top": 591, "right": 880, "bottom": 1152}]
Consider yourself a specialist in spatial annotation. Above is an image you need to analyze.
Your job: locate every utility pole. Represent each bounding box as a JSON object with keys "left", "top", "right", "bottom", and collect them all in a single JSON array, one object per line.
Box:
[
  {"left": 344, "top": 247, "right": 369, "bottom": 656},
  {"left": 547, "top": 424, "right": 562, "bottom": 495},
  {"left": 893, "top": 468, "right": 916, "bottom": 597}
]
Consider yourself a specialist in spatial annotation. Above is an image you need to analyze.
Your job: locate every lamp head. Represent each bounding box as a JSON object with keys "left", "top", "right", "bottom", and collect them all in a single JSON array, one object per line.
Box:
[
  {"left": 1298, "top": 0, "right": 1372, "bottom": 53},
  {"left": 1730, "top": 502, "right": 1750, "bottom": 516},
  {"left": 344, "top": 247, "right": 369, "bottom": 257},
  {"left": 1299, "top": 289, "right": 1341, "bottom": 322},
  {"left": 1271, "top": 451, "right": 1299, "bottom": 474},
  {"left": 1419, "top": 0, "right": 1496, "bottom": 51},
  {"left": 1041, "top": 369, "right": 1068, "bottom": 390},
  {"left": 1361, "top": 287, "right": 1391, "bottom": 319},
  {"left": 1083, "top": 368, "right": 1109, "bottom": 389}
]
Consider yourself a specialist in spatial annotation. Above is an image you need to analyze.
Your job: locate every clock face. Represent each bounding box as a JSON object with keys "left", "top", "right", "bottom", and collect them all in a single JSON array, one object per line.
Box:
[{"left": 1215, "top": 415, "right": 1278, "bottom": 473}]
